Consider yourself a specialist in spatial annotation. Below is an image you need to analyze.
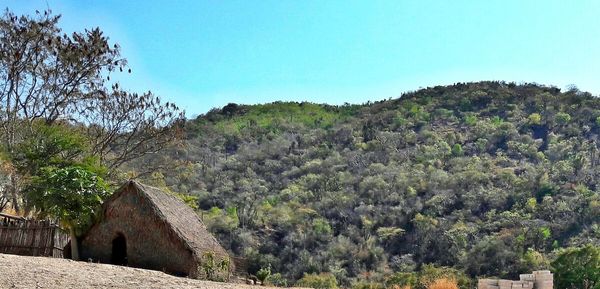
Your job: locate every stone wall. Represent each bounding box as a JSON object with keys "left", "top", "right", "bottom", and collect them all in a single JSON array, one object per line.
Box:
[{"left": 478, "top": 271, "right": 553, "bottom": 289}]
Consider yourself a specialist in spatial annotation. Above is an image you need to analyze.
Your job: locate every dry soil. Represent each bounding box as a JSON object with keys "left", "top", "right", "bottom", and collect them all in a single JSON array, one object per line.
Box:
[{"left": 0, "top": 253, "right": 288, "bottom": 289}]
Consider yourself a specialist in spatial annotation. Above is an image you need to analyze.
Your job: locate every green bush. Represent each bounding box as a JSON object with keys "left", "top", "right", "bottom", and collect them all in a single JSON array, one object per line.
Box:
[
  {"left": 555, "top": 112, "right": 571, "bottom": 125},
  {"left": 417, "top": 265, "right": 473, "bottom": 289},
  {"left": 351, "top": 281, "right": 385, "bottom": 289},
  {"left": 267, "top": 272, "right": 288, "bottom": 287},
  {"left": 551, "top": 245, "right": 600, "bottom": 289},
  {"left": 385, "top": 272, "right": 418, "bottom": 288},
  {"left": 528, "top": 113, "right": 542, "bottom": 125},
  {"left": 451, "top": 144, "right": 463, "bottom": 156},
  {"left": 296, "top": 272, "right": 338, "bottom": 289},
  {"left": 256, "top": 265, "right": 272, "bottom": 284},
  {"left": 200, "top": 252, "right": 230, "bottom": 281},
  {"left": 464, "top": 115, "right": 477, "bottom": 126}
]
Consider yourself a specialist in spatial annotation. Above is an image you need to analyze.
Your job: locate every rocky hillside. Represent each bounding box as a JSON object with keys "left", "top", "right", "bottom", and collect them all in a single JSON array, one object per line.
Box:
[{"left": 132, "top": 81, "right": 600, "bottom": 287}]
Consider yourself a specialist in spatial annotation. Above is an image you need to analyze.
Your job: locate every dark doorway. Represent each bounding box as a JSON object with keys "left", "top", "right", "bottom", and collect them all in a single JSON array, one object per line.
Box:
[{"left": 111, "top": 233, "right": 127, "bottom": 265}]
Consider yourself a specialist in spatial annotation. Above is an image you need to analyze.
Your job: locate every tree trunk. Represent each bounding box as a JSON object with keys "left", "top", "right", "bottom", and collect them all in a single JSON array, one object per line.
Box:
[
  {"left": 69, "top": 227, "right": 79, "bottom": 261},
  {"left": 9, "top": 174, "right": 20, "bottom": 214}
]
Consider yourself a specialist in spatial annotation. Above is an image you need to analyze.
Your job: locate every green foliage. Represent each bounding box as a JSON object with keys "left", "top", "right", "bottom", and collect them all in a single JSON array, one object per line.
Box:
[
  {"left": 200, "top": 252, "right": 230, "bottom": 282},
  {"left": 351, "top": 281, "right": 385, "bottom": 289},
  {"left": 11, "top": 123, "right": 108, "bottom": 179},
  {"left": 202, "top": 206, "right": 239, "bottom": 233},
  {"left": 203, "top": 102, "right": 352, "bottom": 135},
  {"left": 256, "top": 265, "right": 272, "bottom": 284},
  {"left": 539, "top": 227, "right": 551, "bottom": 240},
  {"left": 135, "top": 81, "right": 600, "bottom": 286},
  {"left": 451, "top": 144, "right": 463, "bottom": 157},
  {"left": 551, "top": 245, "right": 600, "bottom": 289},
  {"left": 416, "top": 265, "right": 473, "bottom": 289},
  {"left": 313, "top": 218, "right": 333, "bottom": 235},
  {"left": 12, "top": 123, "right": 88, "bottom": 174},
  {"left": 25, "top": 166, "right": 109, "bottom": 232},
  {"left": 521, "top": 248, "right": 549, "bottom": 271},
  {"left": 491, "top": 116, "right": 503, "bottom": 126},
  {"left": 463, "top": 115, "right": 477, "bottom": 126},
  {"left": 173, "top": 192, "right": 199, "bottom": 209},
  {"left": 528, "top": 113, "right": 542, "bottom": 125},
  {"left": 555, "top": 112, "right": 571, "bottom": 125},
  {"left": 296, "top": 272, "right": 338, "bottom": 289},
  {"left": 267, "top": 272, "right": 288, "bottom": 287},
  {"left": 475, "top": 138, "right": 488, "bottom": 151},
  {"left": 376, "top": 227, "right": 405, "bottom": 240},
  {"left": 385, "top": 272, "right": 418, "bottom": 288}
]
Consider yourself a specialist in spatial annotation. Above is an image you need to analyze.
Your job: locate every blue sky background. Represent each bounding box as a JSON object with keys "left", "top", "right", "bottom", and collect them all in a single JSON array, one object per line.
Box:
[{"left": 5, "top": 1, "right": 600, "bottom": 117}]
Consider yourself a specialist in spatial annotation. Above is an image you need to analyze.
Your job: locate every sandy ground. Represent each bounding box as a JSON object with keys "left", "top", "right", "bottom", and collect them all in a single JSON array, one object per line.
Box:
[{"left": 0, "top": 253, "right": 291, "bottom": 289}]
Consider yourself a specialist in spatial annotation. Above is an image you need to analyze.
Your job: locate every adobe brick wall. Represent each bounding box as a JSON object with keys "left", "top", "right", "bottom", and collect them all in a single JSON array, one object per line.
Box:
[
  {"left": 477, "top": 271, "right": 553, "bottom": 289},
  {"left": 80, "top": 187, "right": 196, "bottom": 276},
  {"left": 532, "top": 271, "right": 553, "bottom": 289}
]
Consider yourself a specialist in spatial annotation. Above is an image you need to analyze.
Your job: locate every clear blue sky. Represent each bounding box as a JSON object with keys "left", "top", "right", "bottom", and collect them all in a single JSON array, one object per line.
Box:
[{"left": 6, "top": 1, "right": 600, "bottom": 117}]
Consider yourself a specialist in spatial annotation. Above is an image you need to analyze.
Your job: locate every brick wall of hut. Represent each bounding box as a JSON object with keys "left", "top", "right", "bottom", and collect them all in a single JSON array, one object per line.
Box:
[{"left": 80, "top": 185, "right": 197, "bottom": 276}]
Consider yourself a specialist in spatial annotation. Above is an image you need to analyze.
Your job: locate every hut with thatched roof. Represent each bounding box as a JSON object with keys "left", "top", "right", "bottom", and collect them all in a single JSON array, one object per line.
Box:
[{"left": 79, "top": 181, "right": 230, "bottom": 280}]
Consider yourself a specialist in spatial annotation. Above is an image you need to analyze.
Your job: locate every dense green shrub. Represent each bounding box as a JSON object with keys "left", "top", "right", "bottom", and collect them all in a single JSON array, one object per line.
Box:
[
  {"left": 297, "top": 273, "right": 338, "bottom": 289},
  {"left": 551, "top": 245, "right": 600, "bottom": 289}
]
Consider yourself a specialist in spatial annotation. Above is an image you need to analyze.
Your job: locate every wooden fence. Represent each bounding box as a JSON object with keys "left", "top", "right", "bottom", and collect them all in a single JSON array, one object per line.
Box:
[{"left": 0, "top": 213, "right": 69, "bottom": 258}]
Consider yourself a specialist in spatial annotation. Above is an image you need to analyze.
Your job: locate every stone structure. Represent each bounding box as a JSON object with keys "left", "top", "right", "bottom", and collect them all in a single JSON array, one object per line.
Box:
[
  {"left": 79, "top": 181, "right": 230, "bottom": 280},
  {"left": 478, "top": 271, "right": 553, "bottom": 289}
]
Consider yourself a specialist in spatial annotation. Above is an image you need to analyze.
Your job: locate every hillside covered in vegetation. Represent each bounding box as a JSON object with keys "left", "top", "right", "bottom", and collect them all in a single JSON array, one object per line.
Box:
[{"left": 135, "top": 81, "right": 600, "bottom": 287}]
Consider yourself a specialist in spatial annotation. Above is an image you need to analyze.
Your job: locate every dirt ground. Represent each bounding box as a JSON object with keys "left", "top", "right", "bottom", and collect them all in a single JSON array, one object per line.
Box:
[{"left": 0, "top": 253, "right": 294, "bottom": 289}]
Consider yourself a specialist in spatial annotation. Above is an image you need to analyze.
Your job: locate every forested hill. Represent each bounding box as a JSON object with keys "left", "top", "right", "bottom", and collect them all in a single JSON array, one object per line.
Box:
[{"left": 136, "top": 81, "right": 600, "bottom": 287}]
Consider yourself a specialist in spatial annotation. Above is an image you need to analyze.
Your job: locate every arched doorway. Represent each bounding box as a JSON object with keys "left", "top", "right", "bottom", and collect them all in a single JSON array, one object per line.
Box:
[{"left": 111, "top": 233, "right": 127, "bottom": 265}]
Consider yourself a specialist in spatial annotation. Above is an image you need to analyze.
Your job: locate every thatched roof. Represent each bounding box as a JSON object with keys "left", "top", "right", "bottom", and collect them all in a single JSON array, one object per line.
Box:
[{"left": 115, "top": 181, "right": 228, "bottom": 260}]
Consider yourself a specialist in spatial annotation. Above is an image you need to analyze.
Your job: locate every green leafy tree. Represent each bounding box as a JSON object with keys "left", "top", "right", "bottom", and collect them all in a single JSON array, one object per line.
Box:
[
  {"left": 551, "top": 245, "right": 600, "bottom": 289},
  {"left": 12, "top": 123, "right": 92, "bottom": 175},
  {"left": 25, "top": 166, "right": 109, "bottom": 260}
]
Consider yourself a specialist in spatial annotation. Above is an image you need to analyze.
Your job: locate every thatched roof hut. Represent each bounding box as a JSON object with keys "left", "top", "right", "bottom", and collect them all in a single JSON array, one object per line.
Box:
[{"left": 79, "top": 181, "right": 230, "bottom": 280}]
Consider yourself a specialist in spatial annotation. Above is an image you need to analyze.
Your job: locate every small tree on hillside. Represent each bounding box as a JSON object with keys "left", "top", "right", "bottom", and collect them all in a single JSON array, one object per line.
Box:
[{"left": 25, "top": 166, "right": 109, "bottom": 260}]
